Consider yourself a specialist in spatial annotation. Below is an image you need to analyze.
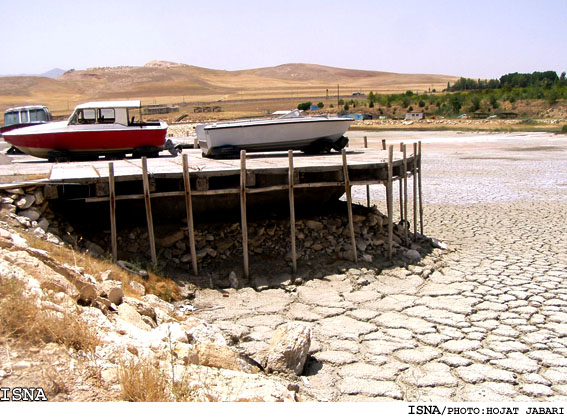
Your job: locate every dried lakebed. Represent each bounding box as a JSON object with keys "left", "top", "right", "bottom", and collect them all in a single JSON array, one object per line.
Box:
[{"left": 191, "top": 132, "right": 567, "bottom": 401}]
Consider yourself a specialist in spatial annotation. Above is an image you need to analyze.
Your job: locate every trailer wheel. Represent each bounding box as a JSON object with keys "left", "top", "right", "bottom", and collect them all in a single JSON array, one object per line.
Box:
[{"left": 332, "top": 136, "right": 349, "bottom": 151}]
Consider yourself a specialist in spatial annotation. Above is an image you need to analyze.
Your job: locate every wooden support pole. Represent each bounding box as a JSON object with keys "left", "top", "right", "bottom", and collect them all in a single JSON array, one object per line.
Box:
[
  {"left": 141, "top": 157, "right": 157, "bottom": 265},
  {"left": 387, "top": 145, "right": 394, "bottom": 260},
  {"left": 288, "top": 151, "right": 297, "bottom": 274},
  {"left": 342, "top": 149, "right": 357, "bottom": 262},
  {"left": 399, "top": 165, "right": 404, "bottom": 223},
  {"left": 382, "top": 139, "right": 386, "bottom": 150},
  {"left": 240, "top": 150, "right": 249, "bottom": 279},
  {"left": 413, "top": 142, "right": 418, "bottom": 240},
  {"left": 398, "top": 142, "right": 404, "bottom": 228},
  {"left": 108, "top": 162, "right": 117, "bottom": 263},
  {"left": 418, "top": 141, "right": 424, "bottom": 236},
  {"left": 182, "top": 154, "right": 198, "bottom": 276},
  {"left": 403, "top": 144, "right": 409, "bottom": 245},
  {"left": 364, "top": 136, "right": 370, "bottom": 207}
]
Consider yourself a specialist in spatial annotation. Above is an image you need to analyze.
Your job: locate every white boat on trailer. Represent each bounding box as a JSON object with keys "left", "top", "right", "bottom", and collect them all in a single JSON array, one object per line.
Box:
[{"left": 196, "top": 110, "right": 353, "bottom": 158}]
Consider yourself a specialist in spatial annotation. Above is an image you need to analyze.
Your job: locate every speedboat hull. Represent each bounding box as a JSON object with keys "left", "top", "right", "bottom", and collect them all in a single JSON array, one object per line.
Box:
[
  {"left": 4, "top": 121, "right": 168, "bottom": 159},
  {"left": 196, "top": 114, "right": 353, "bottom": 157}
]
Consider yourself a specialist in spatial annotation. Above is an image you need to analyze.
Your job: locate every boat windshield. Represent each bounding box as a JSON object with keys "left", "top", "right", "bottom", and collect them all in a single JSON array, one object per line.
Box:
[
  {"left": 69, "top": 107, "right": 128, "bottom": 125},
  {"left": 3, "top": 107, "right": 51, "bottom": 126},
  {"left": 278, "top": 110, "right": 303, "bottom": 119},
  {"left": 4, "top": 111, "right": 19, "bottom": 126},
  {"left": 29, "top": 108, "right": 51, "bottom": 122}
]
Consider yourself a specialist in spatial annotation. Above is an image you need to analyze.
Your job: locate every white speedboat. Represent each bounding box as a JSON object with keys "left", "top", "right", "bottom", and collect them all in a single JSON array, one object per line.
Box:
[{"left": 196, "top": 110, "right": 353, "bottom": 157}]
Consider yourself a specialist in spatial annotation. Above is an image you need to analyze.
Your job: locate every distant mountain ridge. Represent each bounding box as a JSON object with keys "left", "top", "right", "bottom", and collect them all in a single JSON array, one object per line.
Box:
[
  {"left": 39, "top": 68, "right": 66, "bottom": 78},
  {"left": 2, "top": 68, "right": 66, "bottom": 78}
]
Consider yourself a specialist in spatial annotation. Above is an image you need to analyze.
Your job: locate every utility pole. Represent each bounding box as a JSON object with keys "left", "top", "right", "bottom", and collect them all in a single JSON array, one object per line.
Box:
[{"left": 337, "top": 84, "right": 340, "bottom": 108}]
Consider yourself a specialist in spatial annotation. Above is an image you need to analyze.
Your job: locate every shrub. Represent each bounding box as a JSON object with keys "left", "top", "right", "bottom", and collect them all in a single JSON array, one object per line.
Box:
[
  {"left": 119, "top": 358, "right": 170, "bottom": 402},
  {"left": 297, "top": 102, "right": 312, "bottom": 111},
  {"left": 0, "top": 276, "right": 99, "bottom": 352},
  {"left": 562, "top": 125, "right": 567, "bottom": 133},
  {"left": 317, "top": 102, "right": 324, "bottom": 109}
]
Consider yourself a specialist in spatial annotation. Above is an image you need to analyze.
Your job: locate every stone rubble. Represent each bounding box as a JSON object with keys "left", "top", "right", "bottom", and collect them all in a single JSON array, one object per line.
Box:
[{"left": 1, "top": 185, "right": 431, "bottom": 290}]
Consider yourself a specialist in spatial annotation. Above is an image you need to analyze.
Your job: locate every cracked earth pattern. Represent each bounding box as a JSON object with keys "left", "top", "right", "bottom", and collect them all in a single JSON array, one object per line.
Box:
[{"left": 193, "top": 132, "right": 567, "bottom": 401}]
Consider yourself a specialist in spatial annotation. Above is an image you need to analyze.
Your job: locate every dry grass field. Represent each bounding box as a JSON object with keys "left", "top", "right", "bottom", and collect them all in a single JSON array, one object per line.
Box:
[{"left": 0, "top": 61, "right": 458, "bottom": 120}]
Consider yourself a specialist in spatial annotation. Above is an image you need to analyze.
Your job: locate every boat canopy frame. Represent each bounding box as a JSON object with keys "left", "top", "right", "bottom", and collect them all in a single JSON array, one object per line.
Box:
[{"left": 68, "top": 100, "right": 143, "bottom": 127}]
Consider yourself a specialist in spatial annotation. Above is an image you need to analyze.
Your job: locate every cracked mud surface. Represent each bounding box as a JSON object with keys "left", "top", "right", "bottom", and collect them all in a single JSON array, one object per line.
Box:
[{"left": 192, "top": 131, "right": 567, "bottom": 401}]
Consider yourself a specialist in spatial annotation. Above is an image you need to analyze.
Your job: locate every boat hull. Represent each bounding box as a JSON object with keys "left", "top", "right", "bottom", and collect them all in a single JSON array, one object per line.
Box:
[
  {"left": 3, "top": 121, "right": 168, "bottom": 159},
  {"left": 196, "top": 117, "right": 353, "bottom": 156}
]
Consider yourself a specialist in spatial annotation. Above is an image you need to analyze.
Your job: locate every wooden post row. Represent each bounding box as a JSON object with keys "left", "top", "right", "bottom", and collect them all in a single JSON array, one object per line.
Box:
[
  {"left": 141, "top": 157, "right": 157, "bottom": 265},
  {"left": 413, "top": 142, "right": 418, "bottom": 240},
  {"left": 240, "top": 150, "right": 249, "bottom": 279},
  {"left": 182, "top": 154, "right": 198, "bottom": 275},
  {"left": 288, "top": 151, "right": 297, "bottom": 274},
  {"left": 399, "top": 143, "right": 404, "bottom": 226},
  {"left": 364, "top": 136, "right": 370, "bottom": 208},
  {"left": 342, "top": 150, "right": 357, "bottom": 262},
  {"left": 403, "top": 144, "right": 408, "bottom": 245},
  {"left": 387, "top": 145, "right": 394, "bottom": 260},
  {"left": 108, "top": 162, "right": 117, "bottom": 263},
  {"left": 418, "top": 141, "right": 423, "bottom": 236}
]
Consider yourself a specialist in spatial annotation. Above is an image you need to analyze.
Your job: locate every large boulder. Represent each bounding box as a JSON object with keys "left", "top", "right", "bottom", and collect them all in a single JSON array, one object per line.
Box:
[
  {"left": 117, "top": 303, "right": 152, "bottom": 331},
  {"left": 97, "top": 280, "right": 124, "bottom": 305},
  {"left": 265, "top": 323, "right": 311, "bottom": 375}
]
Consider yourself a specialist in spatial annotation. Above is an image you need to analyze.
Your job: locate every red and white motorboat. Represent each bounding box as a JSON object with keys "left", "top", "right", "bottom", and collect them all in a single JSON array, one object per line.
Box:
[{"left": 3, "top": 100, "right": 171, "bottom": 161}]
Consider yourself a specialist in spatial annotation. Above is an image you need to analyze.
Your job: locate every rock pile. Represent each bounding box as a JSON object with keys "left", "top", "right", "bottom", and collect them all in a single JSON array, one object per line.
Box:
[
  {"left": 0, "top": 186, "right": 106, "bottom": 257},
  {"left": 0, "top": 185, "right": 432, "bottom": 289}
]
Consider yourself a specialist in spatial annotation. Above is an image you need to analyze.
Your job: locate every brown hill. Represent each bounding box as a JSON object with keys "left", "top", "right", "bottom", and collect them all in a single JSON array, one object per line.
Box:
[{"left": 0, "top": 62, "right": 458, "bottom": 116}]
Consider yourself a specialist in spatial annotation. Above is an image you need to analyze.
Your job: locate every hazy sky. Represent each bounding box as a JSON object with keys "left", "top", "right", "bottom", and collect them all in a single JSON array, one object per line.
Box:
[{"left": 2, "top": 0, "right": 566, "bottom": 79}]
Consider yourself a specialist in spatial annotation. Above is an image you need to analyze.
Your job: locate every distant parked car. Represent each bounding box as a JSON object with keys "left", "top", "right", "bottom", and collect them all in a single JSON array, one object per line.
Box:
[
  {"left": 487, "top": 115, "right": 497, "bottom": 119},
  {"left": 458, "top": 114, "right": 468, "bottom": 119}
]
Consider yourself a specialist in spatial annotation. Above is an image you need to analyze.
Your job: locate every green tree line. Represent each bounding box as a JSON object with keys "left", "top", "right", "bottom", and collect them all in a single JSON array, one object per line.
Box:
[
  {"left": 447, "top": 71, "right": 567, "bottom": 91},
  {"left": 358, "top": 71, "right": 567, "bottom": 118}
]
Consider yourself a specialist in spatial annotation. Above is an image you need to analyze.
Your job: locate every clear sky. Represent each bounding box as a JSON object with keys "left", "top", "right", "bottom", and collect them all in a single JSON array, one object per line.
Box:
[{"left": 2, "top": 0, "right": 566, "bottom": 79}]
